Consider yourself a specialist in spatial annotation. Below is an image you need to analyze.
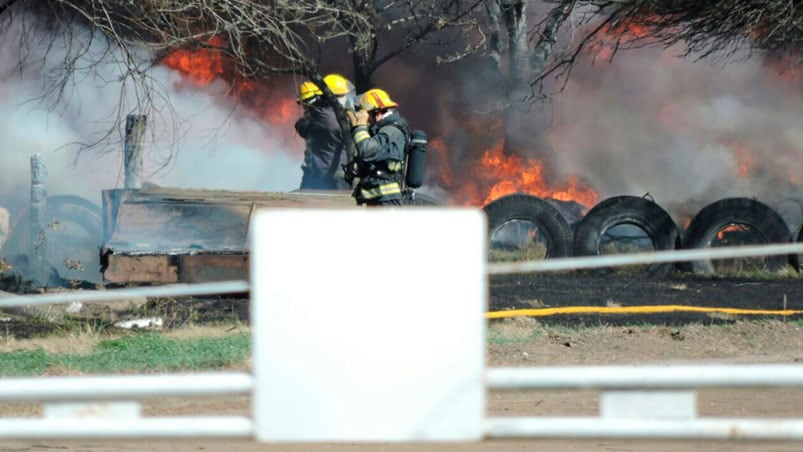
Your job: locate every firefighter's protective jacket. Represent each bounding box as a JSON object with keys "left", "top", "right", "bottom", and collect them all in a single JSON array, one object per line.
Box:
[
  {"left": 295, "top": 102, "right": 348, "bottom": 189},
  {"left": 351, "top": 111, "right": 408, "bottom": 204}
]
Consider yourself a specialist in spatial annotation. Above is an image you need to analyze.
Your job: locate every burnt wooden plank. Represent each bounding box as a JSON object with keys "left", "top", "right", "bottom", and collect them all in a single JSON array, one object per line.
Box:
[
  {"left": 103, "top": 254, "right": 178, "bottom": 284},
  {"left": 101, "top": 187, "right": 356, "bottom": 283},
  {"left": 177, "top": 254, "right": 249, "bottom": 283}
]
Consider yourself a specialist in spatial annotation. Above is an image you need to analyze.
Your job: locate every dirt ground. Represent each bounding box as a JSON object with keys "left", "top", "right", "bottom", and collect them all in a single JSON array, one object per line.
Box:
[{"left": 3, "top": 272, "right": 803, "bottom": 450}]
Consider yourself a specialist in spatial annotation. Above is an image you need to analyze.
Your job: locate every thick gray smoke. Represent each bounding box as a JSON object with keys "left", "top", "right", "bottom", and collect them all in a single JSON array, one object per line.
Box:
[
  {"left": 400, "top": 42, "right": 802, "bottom": 228},
  {"left": 551, "top": 47, "right": 803, "bottom": 227},
  {"left": 0, "top": 19, "right": 305, "bottom": 217},
  {"left": 3, "top": 14, "right": 801, "bottom": 233}
]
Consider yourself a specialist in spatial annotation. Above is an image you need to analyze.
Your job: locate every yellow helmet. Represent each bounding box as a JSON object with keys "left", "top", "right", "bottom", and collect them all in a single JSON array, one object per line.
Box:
[
  {"left": 359, "top": 88, "right": 398, "bottom": 112},
  {"left": 298, "top": 81, "right": 323, "bottom": 102},
  {"left": 323, "top": 73, "right": 354, "bottom": 96}
]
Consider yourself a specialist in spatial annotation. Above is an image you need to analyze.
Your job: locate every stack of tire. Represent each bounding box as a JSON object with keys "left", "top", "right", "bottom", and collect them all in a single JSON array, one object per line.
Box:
[{"left": 483, "top": 193, "right": 797, "bottom": 276}]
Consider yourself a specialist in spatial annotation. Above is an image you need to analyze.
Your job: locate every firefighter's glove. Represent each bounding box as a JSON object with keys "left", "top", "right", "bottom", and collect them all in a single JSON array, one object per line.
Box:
[
  {"left": 351, "top": 109, "right": 369, "bottom": 128},
  {"left": 343, "top": 162, "right": 357, "bottom": 186}
]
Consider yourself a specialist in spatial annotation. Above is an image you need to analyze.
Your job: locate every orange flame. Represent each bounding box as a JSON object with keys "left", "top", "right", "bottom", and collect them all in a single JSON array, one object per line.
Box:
[
  {"left": 161, "top": 36, "right": 227, "bottom": 87},
  {"left": 717, "top": 224, "right": 749, "bottom": 242},
  {"left": 718, "top": 139, "right": 757, "bottom": 177},
  {"left": 606, "top": 21, "right": 652, "bottom": 40},
  {"left": 160, "top": 37, "right": 300, "bottom": 134},
  {"left": 590, "top": 17, "right": 656, "bottom": 60},
  {"left": 442, "top": 140, "right": 598, "bottom": 208},
  {"left": 262, "top": 98, "right": 299, "bottom": 127}
]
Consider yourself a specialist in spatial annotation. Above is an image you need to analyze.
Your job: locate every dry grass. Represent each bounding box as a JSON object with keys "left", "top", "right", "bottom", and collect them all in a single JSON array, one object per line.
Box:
[
  {"left": 0, "top": 331, "right": 102, "bottom": 354},
  {"left": 5, "top": 304, "right": 803, "bottom": 373},
  {"left": 0, "top": 324, "right": 251, "bottom": 354}
]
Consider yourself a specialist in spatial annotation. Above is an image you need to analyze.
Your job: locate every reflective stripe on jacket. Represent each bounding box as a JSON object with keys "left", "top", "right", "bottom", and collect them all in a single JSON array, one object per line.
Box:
[{"left": 350, "top": 111, "right": 408, "bottom": 204}]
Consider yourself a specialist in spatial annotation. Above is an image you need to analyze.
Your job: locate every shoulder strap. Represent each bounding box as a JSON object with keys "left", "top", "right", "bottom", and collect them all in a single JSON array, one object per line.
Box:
[
  {"left": 383, "top": 118, "right": 410, "bottom": 152},
  {"left": 381, "top": 117, "right": 412, "bottom": 192}
]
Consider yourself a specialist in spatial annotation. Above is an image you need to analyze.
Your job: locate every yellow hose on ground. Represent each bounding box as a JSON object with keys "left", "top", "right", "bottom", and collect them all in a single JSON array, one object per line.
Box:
[{"left": 486, "top": 305, "right": 803, "bottom": 319}]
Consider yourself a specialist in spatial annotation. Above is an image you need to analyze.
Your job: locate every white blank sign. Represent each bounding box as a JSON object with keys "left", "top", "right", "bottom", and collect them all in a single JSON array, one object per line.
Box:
[{"left": 250, "top": 208, "right": 487, "bottom": 442}]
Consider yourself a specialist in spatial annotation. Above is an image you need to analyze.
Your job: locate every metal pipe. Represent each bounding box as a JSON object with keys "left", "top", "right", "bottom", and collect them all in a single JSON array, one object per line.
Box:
[
  {"left": 0, "top": 372, "right": 253, "bottom": 401},
  {"left": 487, "top": 364, "right": 803, "bottom": 389},
  {"left": 488, "top": 241, "right": 803, "bottom": 274},
  {"left": 0, "top": 280, "right": 249, "bottom": 308},
  {"left": 486, "top": 417, "right": 803, "bottom": 440},
  {"left": 0, "top": 417, "right": 253, "bottom": 439}
]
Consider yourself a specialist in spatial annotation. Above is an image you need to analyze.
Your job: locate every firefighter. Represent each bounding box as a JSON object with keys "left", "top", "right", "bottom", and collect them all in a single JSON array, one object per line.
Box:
[
  {"left": 294, "top": 74, "right": 354, "bottom": 190},
  {"left": 322, "top": 73, "right": 357, "bottom": 110},
  {"left": 348, "top": 88, "right": 409, "bottom": 206}
]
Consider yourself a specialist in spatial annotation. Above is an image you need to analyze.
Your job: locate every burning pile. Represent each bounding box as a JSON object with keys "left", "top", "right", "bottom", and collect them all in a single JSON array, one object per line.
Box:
[
  {"left": 432, "top": 138, "right": 598, "bottom": 210},
  {"left": 157, "top": 25, "right": 801, "bottom": 218},
  {"left": 160, "top": 42, "right": 601, "bottom": 210}
]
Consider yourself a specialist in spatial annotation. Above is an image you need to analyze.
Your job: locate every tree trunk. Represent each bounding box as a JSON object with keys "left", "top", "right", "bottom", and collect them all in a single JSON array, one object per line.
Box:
[
  {"left": 350, "top": 34, "right": 377, "bottom": 93},
  {"left": 501, "top": 2, "right": 575, "bottom": 184},
  {"left": 504, "top": 0, "right": 529, "bottom": 89},
  {"left": 500, "top": 1, "right": 541, "bottom": 162}
]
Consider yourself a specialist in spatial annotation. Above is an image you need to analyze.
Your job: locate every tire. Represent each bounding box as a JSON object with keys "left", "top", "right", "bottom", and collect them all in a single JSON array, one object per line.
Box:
[
  {"left": 573, "top": 196, "right": 681, "bottom": 277},
  {"left": 483, "top": 193, "right": 574, "bottom": 261},
  {"left": 681, "top": 197, "right": 792, "bottom": 275},
  {"left": 2, "top": 195, "right": 104, "bottom": 285}
]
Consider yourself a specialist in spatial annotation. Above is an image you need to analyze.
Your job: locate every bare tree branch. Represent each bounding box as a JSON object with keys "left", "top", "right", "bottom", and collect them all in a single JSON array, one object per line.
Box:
[{"left": 0, "top": 0, "right": 799, "bottom": 168}]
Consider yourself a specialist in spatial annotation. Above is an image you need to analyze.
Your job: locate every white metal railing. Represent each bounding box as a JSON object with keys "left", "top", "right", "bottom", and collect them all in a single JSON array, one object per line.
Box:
[
  {"left": 485, "top": 364, "right": 803, "bottom": 440},
  {"left": 485, "top": 241, "right": 803, "bottom": 441},
  {"left": 488, "top": 241, "right": 803, "bottom": 274},
  {"left": 0, "top": 373, "right": 253, "bottom": 400},
  {"left": 487, "top": 364, "right": 803, "bottom": 389},
  {"left": 485, "top": 418, "right": 803, "bottom": 440},
  {"left": 0, "top": 280, "right": 249, "bottom": 308},
  {"left": 0, "top": 280, "right": 254, "bottom": 440},
  {"left": 0, "top": 417, "right": 254, "bottom": 439},
  {"left": 2, "top": 218, "right": 803, "bottom": 441}
]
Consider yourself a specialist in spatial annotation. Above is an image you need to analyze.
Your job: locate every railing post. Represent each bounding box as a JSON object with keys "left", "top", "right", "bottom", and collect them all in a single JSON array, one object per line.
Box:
[
  {"left": 250, "top": 208, "right": 486, "bottom": 442},
  {"left": 29, "top": 153, "right": 48, "bottom": 287},
  {"left": 124, "top": 114, "right": 146, "bottom": 189}
]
